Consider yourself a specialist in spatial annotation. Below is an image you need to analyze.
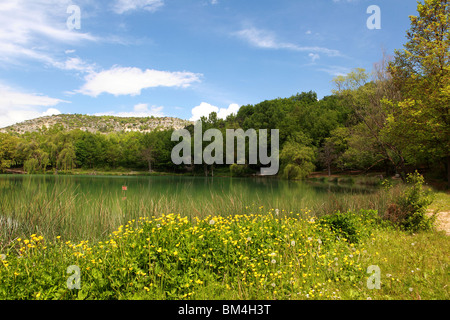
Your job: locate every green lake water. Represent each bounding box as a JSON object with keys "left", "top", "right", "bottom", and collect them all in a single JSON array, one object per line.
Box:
[{"left": 0, "top": 174, "right": 379, "bottom": 241}]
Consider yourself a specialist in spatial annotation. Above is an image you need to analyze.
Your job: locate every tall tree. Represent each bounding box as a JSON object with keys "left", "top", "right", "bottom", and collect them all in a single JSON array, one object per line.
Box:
[
  {"left": 319, "top": 139, "right": 337, "bottom": 176},
  {"left": 141, "top": 145, "right": 155, "bottom": 172},
  {"left": 332, "top": 67, "right": 407, "bottom": 179},
  {"left": 387, "top": 0, "right": 450, "bottom": 185},
  {"left": 279, "top": 132, "right": 316, "bottom": 180}
]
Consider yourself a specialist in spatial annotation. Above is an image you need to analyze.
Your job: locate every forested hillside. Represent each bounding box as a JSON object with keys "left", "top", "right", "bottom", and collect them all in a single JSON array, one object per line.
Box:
[{"left": 0, "top": 0, "right": 448, "bottom": 187}]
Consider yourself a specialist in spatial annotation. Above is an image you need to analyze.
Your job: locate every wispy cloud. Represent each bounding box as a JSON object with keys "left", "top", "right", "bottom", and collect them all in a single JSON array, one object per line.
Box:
[
  {"left": 317, "top": 65, "right": 351, "bottom": 76},
  {"left": 77, "top": 66, "right": 202, "bottom": 97},
  {"left": 112, "top": 0, "right": 164, "bottom": 14},
  {"left": 0, "top": 84, "right": 68, "bottom": 128},
  {"left": 309, "top": 53, "right": 320, "bottom": 63},
  {"left": 0, "top": 0, "right": 96, "bottom": 69},
  {"left": 53, "top": 56, "right": 97, "bottom": 74},
  {"left": 233, "top": 27, "right": 341, "bottom": 57}
]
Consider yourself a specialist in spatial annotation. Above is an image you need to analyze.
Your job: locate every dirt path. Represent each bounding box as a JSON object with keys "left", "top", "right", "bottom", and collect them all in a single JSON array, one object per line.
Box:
[{"left": 428, "top": 211, "right": 450, "bottom": 236}]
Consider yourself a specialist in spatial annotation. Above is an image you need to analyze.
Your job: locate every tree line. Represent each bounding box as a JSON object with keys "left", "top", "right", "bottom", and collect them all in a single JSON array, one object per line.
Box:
[{"left": 0, "top": 0, "right": 448, "bottom": 186}]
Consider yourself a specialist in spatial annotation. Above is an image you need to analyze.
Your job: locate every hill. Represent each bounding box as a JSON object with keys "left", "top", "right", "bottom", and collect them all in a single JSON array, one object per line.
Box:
[{"left": 0, "top": 114, "right": 193, "bottom": 134}]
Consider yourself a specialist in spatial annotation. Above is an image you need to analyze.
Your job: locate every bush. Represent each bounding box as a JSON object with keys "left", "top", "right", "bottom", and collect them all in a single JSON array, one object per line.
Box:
[
  {"left": 319, "top": 210, "right": 379, "bottom": 243},
  {"left": 384, "top": 171, "right": 435, "bottom": 232}
]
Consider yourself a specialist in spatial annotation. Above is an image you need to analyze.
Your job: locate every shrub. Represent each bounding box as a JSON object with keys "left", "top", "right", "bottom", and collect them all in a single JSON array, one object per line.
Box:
[
  {"left": 319, "top": 210, "right": 379, "bottom": 243},
  {"left": 384, "top": 171, "right": 435, "bottom": 232}
]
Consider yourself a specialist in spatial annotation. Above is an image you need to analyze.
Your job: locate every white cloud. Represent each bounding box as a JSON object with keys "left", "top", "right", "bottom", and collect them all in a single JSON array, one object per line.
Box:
[
  {"left": 42, "top": 108, "right": 62, "bottom": 117},
  {"left": 112, "top": 0, "right": 164, "bottom": 14},
  {"left": 190, "top": 102, "right": 240, "bottom": 121},
  {"left": 0, "top": 84, "right": 67, "bottom": 128},
  {"left": 233, "top": 27, "right": 341, "bottom": 57},
  {"left": 190, "top": 102, "right": 217, "bottom": 121},
  {"left": 77, "top": 66, "right": 202, "bottom": 97},
  {"left": 217, "top": 103, "right": 240, "bottom": 119},
  {"left": 94, "top": 103, "right": 164, "bottom": 117}
]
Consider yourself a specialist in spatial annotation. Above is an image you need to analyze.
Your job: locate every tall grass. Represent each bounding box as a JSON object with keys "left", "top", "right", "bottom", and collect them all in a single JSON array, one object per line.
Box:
[{"left": 0, "top": 175, "right": 402, "bottom": 251}]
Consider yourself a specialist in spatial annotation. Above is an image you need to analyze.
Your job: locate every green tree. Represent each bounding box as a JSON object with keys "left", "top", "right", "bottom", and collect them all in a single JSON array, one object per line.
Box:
[
  {"left": 104, "top": 133, "right": 122, "bottom": 169},
  {"left": 318, "top": 139, "right": 337, "bottom": 176},
  {"left": 57, "top": 145, "right": 77, "bottom": 172},
  {"left": 387, "top": 0, "right": 450, "bottom": 186},
  {"left": 141, "top": 134, "right": 156, "bottom": 172},
  {"left": 0, "top": 133, "right": 18, "bottom": 172},
  {"left": 280, "top": 133, "right": 316, "bottom": 180},
  {"left": 333, "top": 67, "right": 407, "bottom": 179},
  {"left": 73, "top": 131, "right": 105, "bottom": 168},
  {"left": 16, "top": 139, "right": 50, "bottom": 173},
  {"left": 24, "top": 158, "right": 40, "bottom": 174}
]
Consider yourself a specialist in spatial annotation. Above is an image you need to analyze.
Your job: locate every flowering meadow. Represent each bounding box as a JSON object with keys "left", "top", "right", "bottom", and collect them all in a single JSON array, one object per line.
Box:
[{"left": 1, "top": 207, "right": 448, "bottom": 300}]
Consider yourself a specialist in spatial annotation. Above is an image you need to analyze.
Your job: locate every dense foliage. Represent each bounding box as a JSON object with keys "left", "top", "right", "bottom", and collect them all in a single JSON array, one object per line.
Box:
[{"left": 0, "top": 0, "right": 448, "bottom": 186}]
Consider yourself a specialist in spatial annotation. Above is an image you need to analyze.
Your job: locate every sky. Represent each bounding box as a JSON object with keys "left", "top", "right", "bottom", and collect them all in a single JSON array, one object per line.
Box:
[{"left": 0, "top": 0, "right": 420, "bottom": 128}]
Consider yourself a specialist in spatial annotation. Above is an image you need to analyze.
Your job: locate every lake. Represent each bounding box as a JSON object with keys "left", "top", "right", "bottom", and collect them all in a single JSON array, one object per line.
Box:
[{"left": 0, "top": 174, "right": 380, "bottom": 245}]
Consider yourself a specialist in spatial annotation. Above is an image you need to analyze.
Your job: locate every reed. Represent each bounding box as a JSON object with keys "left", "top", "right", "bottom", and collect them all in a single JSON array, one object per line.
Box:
[{"left": 0, "top": 175, "right": 403, "bottom": 250}]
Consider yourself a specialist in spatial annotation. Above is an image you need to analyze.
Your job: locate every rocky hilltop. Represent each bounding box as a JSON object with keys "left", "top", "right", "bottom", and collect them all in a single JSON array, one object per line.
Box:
[{"left": 0, "top": 114, "right": 193, "bottom": 134}]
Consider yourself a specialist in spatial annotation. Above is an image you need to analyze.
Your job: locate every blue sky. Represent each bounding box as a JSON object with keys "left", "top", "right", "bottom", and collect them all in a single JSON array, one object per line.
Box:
[{"left": 0, "top": 0, "right": 420, "bottom": 128}]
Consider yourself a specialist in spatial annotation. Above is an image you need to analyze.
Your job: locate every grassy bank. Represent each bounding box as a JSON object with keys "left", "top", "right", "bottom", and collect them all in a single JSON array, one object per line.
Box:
[
  {"left": 1, "top": 209, "right": 448, "bottom": 300},
  {"left": 1, "top": 173, "right": 448, "bottom": 300}
]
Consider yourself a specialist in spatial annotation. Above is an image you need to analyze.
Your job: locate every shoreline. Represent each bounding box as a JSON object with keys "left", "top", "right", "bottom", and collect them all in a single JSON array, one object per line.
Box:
[{"left": 3, "top": 168, "right": 449, "bottom": 191}]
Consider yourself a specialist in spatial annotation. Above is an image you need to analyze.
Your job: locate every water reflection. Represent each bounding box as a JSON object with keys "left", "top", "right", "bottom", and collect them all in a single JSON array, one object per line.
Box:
[{"left": 0, "top": 174, "right": 378, "bottom": 203}]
